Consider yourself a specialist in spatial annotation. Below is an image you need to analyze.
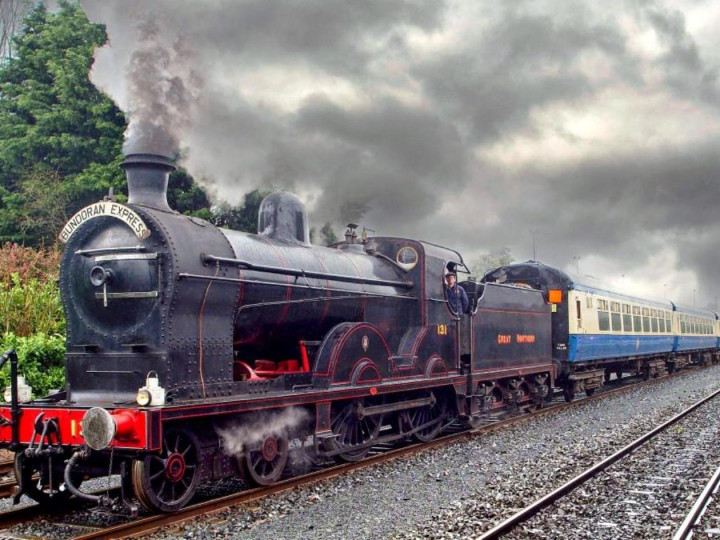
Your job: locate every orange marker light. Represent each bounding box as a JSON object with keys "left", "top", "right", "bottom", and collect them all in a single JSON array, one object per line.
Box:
[
  {"left": 548, "top": 289, "right": 563, "bottom": 304},
  {"left": 369, "top": 387, "right": 378, "bottom": 396}
]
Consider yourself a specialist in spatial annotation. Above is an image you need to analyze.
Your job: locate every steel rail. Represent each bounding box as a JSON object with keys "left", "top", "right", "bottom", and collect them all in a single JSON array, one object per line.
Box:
[
  {"left": 477, "top": 386, "right": 720, "bottom": 539},
  {"left": 673, "top": 460, "right": 720, "bottom": 540}
]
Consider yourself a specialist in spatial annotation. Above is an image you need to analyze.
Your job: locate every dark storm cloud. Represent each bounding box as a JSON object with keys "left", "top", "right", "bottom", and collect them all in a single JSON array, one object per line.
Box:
[
  {"left": 467, "top": 140, "right": 720, "bottom": 288},
  {"left": 414, "top": 10, "right": 626, "bottom": 142},
  {"left": 85, "top": 0, "right": 442, "bottom": 77},
  {"left": 292, "top": 96, "right": 467, "bottom": 224},
  {"left": 81, "top": 0, "right": 720, "bottom": 303},
  {"left": 643, "top": 5, "right": 720, "bottom": 104},
  {"left": 678, "top": 235, "right": 720, "bottom": 310},
  {"left": 186, "top": 0, "right": 440, "bottom": 77},
  {"left": 82, "top": 0, "right": 455, "bottom": 224}
]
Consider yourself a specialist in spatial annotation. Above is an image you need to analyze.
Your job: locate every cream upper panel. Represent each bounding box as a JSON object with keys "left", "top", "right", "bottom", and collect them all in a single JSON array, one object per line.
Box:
[
  {"left": 673, "top": 312, "right": 717, "bottom": 336},
  {"left": 568, "top": 289, "right": 674, "bottom": 336}
]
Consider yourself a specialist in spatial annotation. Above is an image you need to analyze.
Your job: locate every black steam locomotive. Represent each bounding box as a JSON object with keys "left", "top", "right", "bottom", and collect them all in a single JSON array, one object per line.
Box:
[{"left": 0, "top": 153, "right": 553, "bottom": 512}]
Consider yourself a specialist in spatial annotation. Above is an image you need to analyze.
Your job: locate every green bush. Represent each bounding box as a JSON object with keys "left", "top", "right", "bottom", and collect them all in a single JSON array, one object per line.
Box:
[
  {"left": 0, "top": 274, "right": 65, "bottom": 336},
  {"left": 0, "top": 333, "right": 66, "bottom": 398},
  {"left": 0, "top": 243, "right": 65, "bottom": 337}
]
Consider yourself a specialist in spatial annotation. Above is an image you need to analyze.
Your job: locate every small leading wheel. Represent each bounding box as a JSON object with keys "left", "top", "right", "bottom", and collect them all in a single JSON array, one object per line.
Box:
[
  {"left": 404, "top": 393, "right": 448, "bottom": 443},
  {"left": 132, "top": 428, "right": 201, "bottom": 513},
  {"left": 15, "top": 452, "right": 75, "bottom": 506},
  {"left": 563, "top": 386, "right": 575, "bottom": 402},
  {"left": 241, "top": 433, "right": 289, "bottom": 486},
  {"left": 326, "top": 400, "right": 383, "bottom": 462}
]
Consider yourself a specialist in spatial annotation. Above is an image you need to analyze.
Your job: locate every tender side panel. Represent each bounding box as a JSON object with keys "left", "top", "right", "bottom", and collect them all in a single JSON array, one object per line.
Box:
[{"left": 472, "top": 284, "right": 552, "bottom": 371}]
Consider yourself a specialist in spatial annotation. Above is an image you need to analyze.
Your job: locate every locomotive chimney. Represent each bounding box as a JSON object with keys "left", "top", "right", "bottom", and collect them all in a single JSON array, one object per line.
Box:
[{"left": 120, "top": 153, "right": 176, "bottom": 212}]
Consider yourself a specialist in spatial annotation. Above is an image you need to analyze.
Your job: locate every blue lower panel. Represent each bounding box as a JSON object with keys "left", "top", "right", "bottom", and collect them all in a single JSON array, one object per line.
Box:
[
  {"left": 569, "top": 334, "right": 674, "bottom": 363},
  {"left": 675, "top": 336, "right": 718, "bottom": 353}
]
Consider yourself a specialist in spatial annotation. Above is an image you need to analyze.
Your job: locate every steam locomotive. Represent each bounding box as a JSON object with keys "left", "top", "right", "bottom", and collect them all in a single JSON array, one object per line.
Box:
[
  {"left": 0, "top": 153, "right": 554, "bottom": 512},
  {"left": 2, "top": 153, "right": 716, "bottom": 513}
]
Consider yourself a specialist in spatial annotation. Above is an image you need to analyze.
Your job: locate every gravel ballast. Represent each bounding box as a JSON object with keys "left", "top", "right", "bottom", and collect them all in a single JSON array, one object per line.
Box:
[
  {"left": 138, "top": 366, "right": 720, "bottom": 540},
  {"left": 505, "top": 388, "right": 720, "bottom": 538}
]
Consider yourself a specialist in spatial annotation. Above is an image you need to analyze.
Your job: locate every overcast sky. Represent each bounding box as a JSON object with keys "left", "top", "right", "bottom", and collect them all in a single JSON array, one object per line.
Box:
[{"left": 79, "top": 0, "right": 720, "bottom": 308}]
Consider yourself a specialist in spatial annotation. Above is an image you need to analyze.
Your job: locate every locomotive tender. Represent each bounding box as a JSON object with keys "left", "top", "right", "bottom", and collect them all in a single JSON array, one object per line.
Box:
[{"left": 0, "top": 153, "right": 554, "bottom": 512}]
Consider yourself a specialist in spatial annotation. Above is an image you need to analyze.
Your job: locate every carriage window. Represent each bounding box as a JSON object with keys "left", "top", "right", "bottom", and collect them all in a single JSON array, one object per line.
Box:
[
  {"left": 598, "top": 311, "right": 610, "bottom": 331},
  {"left": 666, "top": 318, "right": 672, "bottom": 332},
  {"left": 597, "top": 299, "right": 610, "bottom": 331},
  {"left": 576, "top": 299, "right": 582, "bottom": 328},
  {"left": 659, "top": 319, "right": 666, "bottom": 332},
  {"left": 651, "top": 317, "right": 659, "bottom": 332},
  {"left": 610, "top": 302, "right": 621, "bottom": 331},
  {"left": 622, "top": 304, "right": 632, "bottom": 331}
]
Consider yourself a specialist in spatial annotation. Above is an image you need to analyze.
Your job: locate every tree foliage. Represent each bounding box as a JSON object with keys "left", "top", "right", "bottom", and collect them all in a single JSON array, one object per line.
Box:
[
  {"left": 168, "top": 169, "right": 211, "bottom": 219},
  {"left": 0, "top": 2, "right": 213, "bottom": 245},
  {"left": 0, "top": 242, "right": 64, "bottom": 337},
  {"left": 0, "top": 333, "right": 65, "bottom": 397},
  {"left": 0, "top": 1, "right": 127, "bottom": 245},
  {"left": 319, "top": 222, "right": 338, "bottom": 246},
  {"left": 211, "top": 189, "right": 269, "bottom": 232},
  {"left": 471, "top": 247, "right": 515, "bottom": 278}
]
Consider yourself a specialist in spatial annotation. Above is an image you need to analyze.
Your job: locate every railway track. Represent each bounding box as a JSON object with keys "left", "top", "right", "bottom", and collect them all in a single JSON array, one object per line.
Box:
[
  {"left": 673, "top": 459, "right": 720, "bottom": 539},
  {"left": 0, "top": 366, "right": 709, "bottom": 539},
  {"left": 477, "top": 385, "right": 720, "bottom": 539}
]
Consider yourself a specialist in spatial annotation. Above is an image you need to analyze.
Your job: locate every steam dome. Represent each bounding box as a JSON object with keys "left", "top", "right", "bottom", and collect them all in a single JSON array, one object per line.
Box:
[{"left": 257, "top": 192, "right": 310, "bottom": 245}]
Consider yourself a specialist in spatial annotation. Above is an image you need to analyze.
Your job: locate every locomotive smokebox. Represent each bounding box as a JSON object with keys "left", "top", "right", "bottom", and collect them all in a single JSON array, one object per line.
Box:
[{"left": 121, "top": 153, "right": 176, "bottom": 212}]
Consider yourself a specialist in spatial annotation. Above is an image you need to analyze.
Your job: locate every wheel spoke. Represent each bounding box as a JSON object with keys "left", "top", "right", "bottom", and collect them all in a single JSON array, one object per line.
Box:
[
  {"left": 158, "top": 479, "right": 169, "bottom": 498},
  {"left": 133, "top": 430, "right": 201, "bottom": 512}
]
